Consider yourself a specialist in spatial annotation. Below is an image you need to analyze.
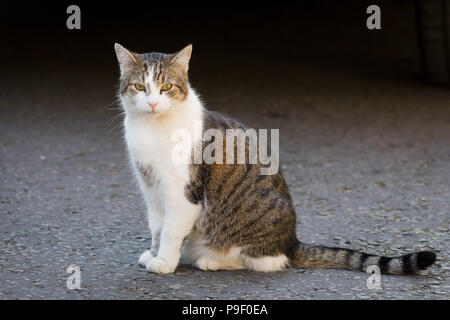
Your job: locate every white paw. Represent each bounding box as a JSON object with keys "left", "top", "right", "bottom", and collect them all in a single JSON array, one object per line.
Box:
[
  {"left": 138, "top": 250, "right": 154, "bottom": 267},
  {"left": 146, "top": 257, "right": 176, "bottom": 274},
  {"left": 195, "top": 256, "right": 222, "bottom": 271}
]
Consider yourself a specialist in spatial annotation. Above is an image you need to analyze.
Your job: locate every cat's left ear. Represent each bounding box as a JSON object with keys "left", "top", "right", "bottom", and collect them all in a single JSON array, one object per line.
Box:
[
  {"left": 171, "top": 44, "right": 192, "bottom": 72},
  {"left": 114, "top": 43, "right": 139, "bottom": 76}
]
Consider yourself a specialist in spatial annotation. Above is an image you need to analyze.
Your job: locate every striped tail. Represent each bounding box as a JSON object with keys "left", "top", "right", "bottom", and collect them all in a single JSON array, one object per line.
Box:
[{"left": 291, "top": 244, "right": 436, "bottom": 274}]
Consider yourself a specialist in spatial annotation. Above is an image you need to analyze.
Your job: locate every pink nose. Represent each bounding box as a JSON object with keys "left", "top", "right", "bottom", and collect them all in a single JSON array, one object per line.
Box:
[{"left": 149, "top": 102, "right": 158, "bottom": 111}]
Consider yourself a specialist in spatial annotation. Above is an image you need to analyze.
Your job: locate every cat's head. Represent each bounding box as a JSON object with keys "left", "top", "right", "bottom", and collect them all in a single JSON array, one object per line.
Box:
[{"left": 114, "top": 43, "right": 192, "bottom": 117}]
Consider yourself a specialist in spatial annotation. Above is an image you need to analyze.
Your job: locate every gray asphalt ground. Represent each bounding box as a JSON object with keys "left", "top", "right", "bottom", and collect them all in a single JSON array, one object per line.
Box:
[{"left": 1, "top": 2, "right": 449, "bottom": 299}]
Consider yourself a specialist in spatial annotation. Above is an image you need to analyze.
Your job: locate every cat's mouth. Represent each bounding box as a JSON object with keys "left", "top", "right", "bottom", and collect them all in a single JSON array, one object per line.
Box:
[
  {"left": 144, "top": 110, "right": 163, "bottom": 117},
  {"left": 137, "top": 107, "right": 159, "bottom": 115}
]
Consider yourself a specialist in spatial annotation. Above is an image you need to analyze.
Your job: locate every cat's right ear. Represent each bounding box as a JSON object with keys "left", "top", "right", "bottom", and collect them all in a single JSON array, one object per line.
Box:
[{"left": 114, "top": 43, "right": 138, "bottom": 76}]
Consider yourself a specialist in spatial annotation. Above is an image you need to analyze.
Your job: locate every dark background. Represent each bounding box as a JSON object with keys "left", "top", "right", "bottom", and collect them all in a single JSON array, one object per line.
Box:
[
  {"left": 2, "top": 0, "right": 430, "bottom": 98},
  {"left": 2, "top": 0, "right": 438, "bottom": 119}
]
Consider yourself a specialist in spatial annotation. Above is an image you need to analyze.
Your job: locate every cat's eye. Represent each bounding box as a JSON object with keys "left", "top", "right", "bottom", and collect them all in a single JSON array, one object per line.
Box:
[
  {"left": 134, "top": 84, "right": 146, "bottom": 91},
  {"left": 161, "top": 84, "right": 173, "bottom": 92}
]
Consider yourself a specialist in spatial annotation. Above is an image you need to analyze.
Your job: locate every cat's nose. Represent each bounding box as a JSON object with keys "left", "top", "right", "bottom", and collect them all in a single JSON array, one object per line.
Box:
[{"left": 148, "top": 102, "right": 158, "bottom": 111}]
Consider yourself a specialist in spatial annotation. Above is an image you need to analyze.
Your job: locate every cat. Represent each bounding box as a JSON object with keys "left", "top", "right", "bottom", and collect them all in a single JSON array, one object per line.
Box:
[{"left": 114, "top": 43, "right": 437, "bottom": 274}]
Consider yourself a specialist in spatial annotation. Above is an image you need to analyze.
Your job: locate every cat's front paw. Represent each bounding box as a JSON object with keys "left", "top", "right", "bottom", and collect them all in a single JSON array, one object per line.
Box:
[
  {"left": 145, "top": 257, "right": 176, "bottom": 274},
  {"left": 138, "top": 250, "right": 154, "bottom": 267}
]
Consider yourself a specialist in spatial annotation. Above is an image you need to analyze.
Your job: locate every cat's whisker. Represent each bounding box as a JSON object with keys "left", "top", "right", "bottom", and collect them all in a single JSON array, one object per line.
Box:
[
  {"left": 105, "top": 106, "right": 122, "bottom": 111},
  {"left": 106, "top": 123, "right": 125, "bottom": 135},
  {"left": 106, "top": 111, "right": 125, "bottom": 128},
  {"left": 103, "top": 98, "right": 122, "bottom": 111}
]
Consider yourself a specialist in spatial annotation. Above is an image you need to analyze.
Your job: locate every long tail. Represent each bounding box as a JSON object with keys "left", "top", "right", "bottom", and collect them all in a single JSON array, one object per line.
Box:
[{"left": 291, "top": 244, "right": 436, "bottom": 274}]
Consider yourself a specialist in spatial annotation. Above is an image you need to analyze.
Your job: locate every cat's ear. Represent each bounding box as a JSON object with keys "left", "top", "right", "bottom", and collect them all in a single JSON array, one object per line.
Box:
[
  {"left": 114, "top": 43, "right": 139, "bottom": 76},
  {"left": 171, "top": 44, "right": 192, "bottom": 72}
]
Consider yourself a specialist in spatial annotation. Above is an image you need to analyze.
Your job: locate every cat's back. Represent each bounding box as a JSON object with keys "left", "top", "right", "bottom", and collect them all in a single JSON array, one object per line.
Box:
[
  {"left": 187, "top": 111, "right": 297, "bottom": 255},
  {"left": 192, "top": 110, "right": 292, "bottom": 203},
  {"left": 203, "top": 110, "right": 246, "bottom": 132}
]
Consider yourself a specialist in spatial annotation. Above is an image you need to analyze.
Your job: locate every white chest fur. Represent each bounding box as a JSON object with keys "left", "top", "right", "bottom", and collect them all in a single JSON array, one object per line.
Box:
[
  {"left": 122, "top": 89, "right": 208, "bottom": 274},
  {"left": 123, "top": 92, "right": 203, "bottom": 196}
]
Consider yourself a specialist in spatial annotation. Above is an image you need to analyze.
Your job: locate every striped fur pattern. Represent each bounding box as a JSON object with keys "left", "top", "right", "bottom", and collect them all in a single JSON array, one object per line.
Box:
[
  {"left": 186, "top": 111, "right": 299, "bottom": 260},
  {"left": 115, "top": 44, "right": 437, "bottom": 275},
  {"left": 185, "top": 112, "right": 436, "bottom": 274},
  {"left": 293, "top": 245, "right": 436, "bottom": 275}
]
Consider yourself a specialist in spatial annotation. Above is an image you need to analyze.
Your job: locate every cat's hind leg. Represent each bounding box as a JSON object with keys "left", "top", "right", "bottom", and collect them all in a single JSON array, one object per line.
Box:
[
  {"left": 242, "top": 254, "right": 289, "bottom": 272},
  {"left": 182, "top": 235, "right": 245, "bottom": 271},
  {"left": 194, "top": 254, "right": 246, "bottom": 271}
]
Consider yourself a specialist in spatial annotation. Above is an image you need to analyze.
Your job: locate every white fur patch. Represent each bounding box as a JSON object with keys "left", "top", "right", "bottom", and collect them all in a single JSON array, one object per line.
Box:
[
  {"left": 123, "top": 86, "right": 204, "bottom": 273},
  {"left": 138, "top": 250, "right": 154, "bottom": 267},
  {"left": 182, "top": 232, "right": 245, "bottom": 271},
  {"left": 388, "top": 258, "right": 403, "bottom": 274},
  {"left": 146, "top": 65, "right": 160, "bottom": 107},
  {"left": 242, "top": 254, "right": 289, "bottom": 272}
]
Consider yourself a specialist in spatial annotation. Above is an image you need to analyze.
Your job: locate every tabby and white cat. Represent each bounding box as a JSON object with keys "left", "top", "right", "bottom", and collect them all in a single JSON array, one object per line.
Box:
[{"left": 114, "top": 43, "right": 436, "bottom": 274}]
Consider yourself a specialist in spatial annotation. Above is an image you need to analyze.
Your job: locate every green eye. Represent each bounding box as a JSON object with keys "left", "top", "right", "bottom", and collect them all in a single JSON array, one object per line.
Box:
[
  {"left": 134, "top": 84, "right": 145, "bottom": 91},
  {"left": 161, "top": 84, "right": 173, "bottom": 92}
]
